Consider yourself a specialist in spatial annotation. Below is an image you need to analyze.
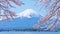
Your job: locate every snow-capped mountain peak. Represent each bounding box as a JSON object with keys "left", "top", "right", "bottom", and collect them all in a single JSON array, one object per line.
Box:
[
  {"left": 17, "top": 9, "right": 39, "bottom": 18},
  {"left": 0, "top": 9, "right": 40, "bottom": 21}
]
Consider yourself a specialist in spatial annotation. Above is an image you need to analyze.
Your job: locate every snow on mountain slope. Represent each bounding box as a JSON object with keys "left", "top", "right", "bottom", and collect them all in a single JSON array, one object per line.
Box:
[
  {"left": 0, "top": 9, "right": 40, "bottom": 20},
  {"left": 17, "top": 9, "right": 40, "bottom": 18}
]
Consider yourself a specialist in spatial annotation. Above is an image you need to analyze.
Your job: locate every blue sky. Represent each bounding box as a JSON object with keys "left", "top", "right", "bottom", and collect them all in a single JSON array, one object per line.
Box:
[{"left": 10, "top": 0, "right": 51, "bottom": 16}]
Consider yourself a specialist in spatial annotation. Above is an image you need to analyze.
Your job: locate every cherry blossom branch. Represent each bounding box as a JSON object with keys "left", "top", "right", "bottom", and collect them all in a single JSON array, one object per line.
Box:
[{"left": 33, "top": 0, "right": 60, "bottom": 28}]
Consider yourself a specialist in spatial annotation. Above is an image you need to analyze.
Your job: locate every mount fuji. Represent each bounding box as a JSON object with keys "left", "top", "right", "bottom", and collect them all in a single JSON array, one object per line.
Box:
[
  {"left": 0, "top": 9, "right": 42, "bottom": 30},
  {"left": 0, "top": 9, "right": 59, "bottom": 31}
]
